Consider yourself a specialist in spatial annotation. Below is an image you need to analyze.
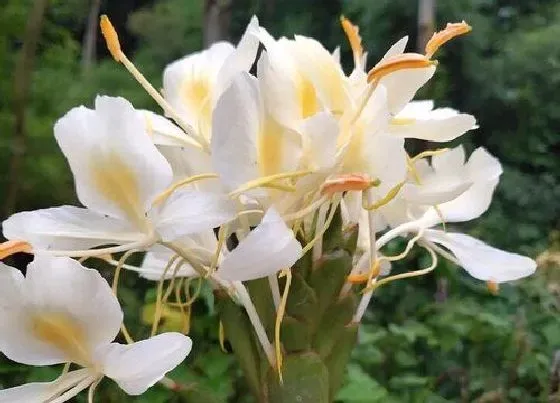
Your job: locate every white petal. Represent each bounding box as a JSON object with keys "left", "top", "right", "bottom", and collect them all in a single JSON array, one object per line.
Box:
[
  {"left": 302, "top": 112, "right": 339, "bottom": 170},
  {"left": 54, "top": 96, "right": 172, "bottom": 223},
  {"left": 400, "top": 180, "right": 472, "bottom": 205},
  {"left": 141, "top": 110, "right": 200, "bottom": 148},
  {"left": 431, "top": 145, "right": 466, "bottom": 174},
  {"left": 379, "top": 66, "right": 436, "bottom": 114},
  {"left": 424, "top": 230, "right": 536, "bottom": 282},
  {"left": 0, "top": 369, "right": 95, "bottom": 403},
  {"left": 211, "top": 72, "right": 261, "bottom": 192},
  {"left": 217, "top": 208, "right": 302, "bottom": 281},
  {"left": 98, "top": 333, "right": 192, "bottom": 395},
  {"left": 216, "top": 16, "right": 260, "bottom": 96},
  {"left": 466, "top": 147, "right": 503, "bottom": 182},
  {"left": 396, "top": 100, "right": 434, "bottom": 117},
  {"left": 139, "top": 244, "right": 198, "bottom": 280},
  {"left": 0, "top": 255, "right": 123, "bottom": 366},
  {"left": 154, "top": 189, "right": 236, "bottom": 242},
  {"left": 2, "top": 206, "right": 145, "bottom": 253},
  {"left": 390, "top": 112, "right": 477, "bottom": 142},
  {"left": 381, "top": 36, "right": 408, "bottom": 60}
]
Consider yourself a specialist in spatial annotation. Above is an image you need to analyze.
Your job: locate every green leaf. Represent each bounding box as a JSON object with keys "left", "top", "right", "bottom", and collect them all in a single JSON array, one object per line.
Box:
[{"left": 336, "top": 364, "right": 388, "bottom": 402}]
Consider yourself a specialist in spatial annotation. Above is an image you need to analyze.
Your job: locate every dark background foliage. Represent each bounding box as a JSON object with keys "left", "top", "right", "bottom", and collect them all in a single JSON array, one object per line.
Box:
[{"left": 0, "top": 0, "right": 558, "bottom": 401}]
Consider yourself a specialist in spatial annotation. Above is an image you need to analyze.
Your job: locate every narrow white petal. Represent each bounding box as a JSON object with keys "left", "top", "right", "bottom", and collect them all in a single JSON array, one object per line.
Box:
[
  {"left": 154, "top": 189, "right": 236, "bottom": 242},
  {"left": 425, "top": 230, "right": 537, "bottom": 282},
  {"left": 2, "top": 206, "right": 145, "bottom": 252},
  {"left": 98, "top": 333, "right": 192, "bottom": 395},
  {"left": 400, "top": 180, "right": 472, "bottom": 205},
  {"left": 139, "top": 244, "right": 198, "bottom": 280},
  {"left": 141, "top": 110, "right": 200, "bottom": 148},
  {"left": 0, "top": 369, "right": 95, "bottom": 403},
  {"left": 54, "top": 96, "right": 172, "bottom": 223},
  {"left": 211, "top": 72, "right": 262, "bottom": 192},
  {"left": 390, "top": 113, "right": 477, "bottom": 142},
  {"left": 217, "top": 208, "right": 302, "bottom": 281},
  {"left": 381, "top": 36, "right": 408, "bottom": 60}
]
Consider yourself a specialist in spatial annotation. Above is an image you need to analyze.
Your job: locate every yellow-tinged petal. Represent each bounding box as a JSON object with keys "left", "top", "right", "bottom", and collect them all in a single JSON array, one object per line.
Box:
[
  {"left": 0, "top": 240, "right": 32, "bottom": 259},
  {"left": 425, "top": 21, "right": 472, "bottom": 58},
  {"left": 100, "top": 15, "right": 122, "bottom": 62},
  {"left": 368, "top": 53, "right": 435, "bottom": 83}
]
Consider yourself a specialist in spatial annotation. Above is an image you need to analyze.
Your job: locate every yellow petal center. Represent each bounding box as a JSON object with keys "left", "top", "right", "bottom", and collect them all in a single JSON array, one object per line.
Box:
[{"left": 32, "top": 312, "right": 91, "bottom": 366}]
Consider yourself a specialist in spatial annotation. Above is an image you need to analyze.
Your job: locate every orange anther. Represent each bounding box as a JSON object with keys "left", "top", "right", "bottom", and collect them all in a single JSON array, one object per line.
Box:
[
  {"left": 100, "top": 15, "right": 122, "bottom": 62},
  {"left": 425, "top": 21, "right": 472, "bottom": 58},
  {"left": 0, "top": 240, "right": 32, "bottom": 259},
  {"left": 320, "top": 173, "right": 379, "bottom": 196},
  {"left": 340, "top": 16, "right": 363, "bottom": 62},
  {"left": 367, "top": 53, "right": 435, "bottom": 83},
  {"left": 486, "top": 280, "right": 499, "bottom": 295}
]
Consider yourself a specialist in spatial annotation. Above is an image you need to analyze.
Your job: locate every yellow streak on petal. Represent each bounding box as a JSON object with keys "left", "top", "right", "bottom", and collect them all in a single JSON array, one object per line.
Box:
[
  {"left": 100, "top": 15, "right": 122, "bottom": 62},
  {"left": 258, "top": 117, "right": 285, "bottom": 178},
  {"left": 181, "top": 75, "right": 212, "bottom": 140},
  {"left": 298, "top": 75, "right": 319, "bottom": 119},
  {"left": 90, "top": 152, "right": 144, "bottom": 227},
  {"left": 425, "top": 21, "right": 472, "bottom": 58},
  {"left": 367, "top": 53, "right": 435, "bottom": 83},
  {"left": 32, "top": 313, "right": 92, "bottom": 366},
  {"left": 340, "top": 15, "right": 363, "bottom": 64},
  {"left": 390, "top": 117, "right": 416, "bottom": 126},
  {"left": 0, "top": 240, "right": 32, "bottom": 259}
]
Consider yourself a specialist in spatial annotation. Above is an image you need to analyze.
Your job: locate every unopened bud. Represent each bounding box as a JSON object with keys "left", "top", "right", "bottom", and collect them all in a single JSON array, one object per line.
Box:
[{"left": 425, "top": 21, "right": 472, "bottom": 58}]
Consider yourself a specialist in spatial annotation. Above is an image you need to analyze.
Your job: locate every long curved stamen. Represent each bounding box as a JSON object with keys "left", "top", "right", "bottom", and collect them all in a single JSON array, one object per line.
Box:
[
  {"left": 340, "top": 15, "right": 363, "bottom": 67},
  {"left": 100, "top": 15, "right": 209, "bottom": 151},
  {"left": 152, "top": 173, "right": 219, "bottom": 205},
  {"left": 362, "top": 181, "right": 405, "bottom": 211},
  {"left": 274, "top": 268, "right": 292, "bottom": 382},
  {"left": 425, "top": 21, "right": 472, "bottom": 58},
  {"left": 228, "top": 170, "right": 312, "bottom": 198}
]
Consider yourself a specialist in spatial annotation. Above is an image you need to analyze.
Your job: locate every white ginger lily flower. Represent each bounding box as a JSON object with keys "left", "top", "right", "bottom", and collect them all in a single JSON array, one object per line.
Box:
[
  {"left": 374, "top": 146, "right": 536, "bottom": 283},
  {"left": 2, "top": 96, "right": 236, "bottom": 257},
  {"left": 389, "top": 100, "right": 477, "bottom": 142},
  {"left": 252, "top": 26, "right": 349, "bottom": 129},
  {"left": 211, "top": 72, "right": 302, "bottom": 206},
  {"left": 0, "top": 254, "right": 192, "bottom": 401},
  {"left": 137, "top": 208, "right": 302, "bottom": 283},
  {"left": 163, "top": 17, "right": 260, "bottom": 143}
]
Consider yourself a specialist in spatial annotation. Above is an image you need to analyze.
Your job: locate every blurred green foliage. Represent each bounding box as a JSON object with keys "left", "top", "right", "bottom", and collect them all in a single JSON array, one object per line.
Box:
[{"left": 0, "top": 0, "right": 558, "bottom": 401}]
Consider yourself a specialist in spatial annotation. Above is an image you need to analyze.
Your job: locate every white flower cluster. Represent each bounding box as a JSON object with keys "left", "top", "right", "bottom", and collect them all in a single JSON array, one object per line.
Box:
[{"left": 0, "top": 16, "right": 536, "bottom": 401}]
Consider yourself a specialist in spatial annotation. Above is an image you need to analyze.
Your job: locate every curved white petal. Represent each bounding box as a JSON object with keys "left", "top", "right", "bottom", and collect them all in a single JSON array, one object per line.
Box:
[
  {"left": 400, "top": 180, "right": 472, "bottom": 206},
  {"left": 0, "top": 256, "right": 123, "bottom": 366},
  {"left": 0, "top": 369, "right": 95, "bottom": 403},
  {"left": 139, "top": 244, "right": 198, "bottom": 280},
  {"left": 141, "top": 110, "right": 200, "bottom": 148},
  {"left": 390, "top": 112, "right": 477, "bottom": 142},
  {"left": 154, "top": 189, "right": 236, "bottom": 242},
  {"left": 379, "top": 66, "right": 436, "bottom": 114},
  {"left": 2, "top": 206, "right": 145, "bottom": 253},
  {"left": 211, "top": 72, "right": 261, "bottom": 192},
  {"left": 98, "top": 333, "right": 192, "bottom": 395},
  {"left": 466, "top": 147, "right": 503, "bottom": 182},
  {"left": 431, "top": 145, "right": 466, "bottom": 174},
  {"left": 54, "top": 96, "right": 172, "bottom": 223},
  {"left": 424, "top": 229, "right": 537, "bottom": 282},
  {"left": 217, "top": 208, "right": 302, "bottom": 281}
]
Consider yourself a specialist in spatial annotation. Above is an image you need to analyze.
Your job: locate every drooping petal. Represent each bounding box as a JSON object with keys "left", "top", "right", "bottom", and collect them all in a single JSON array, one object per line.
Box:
[
  {"left": 424, "top": 229, "right": 537, "bottom": 282},
  {"left": 98, "top": 333, "right": 192, "bottom": 395},
  {"left": 217, "top": 208, "right": 303, "bottom": 281},
  {"left": 0, "top": 369, "right": 96, "bottom": 403},
  {"left": 211, "top": 72, "right": 262, "bottom": 192},
  {"left": 153, "top": 189, "right": 236, "bottom": 242},
  {"left": 54, "top": 96, "right": 173, "bottom": 224},
  {"left": 2, "top": 206, "right": 146, "bottom": 253}
]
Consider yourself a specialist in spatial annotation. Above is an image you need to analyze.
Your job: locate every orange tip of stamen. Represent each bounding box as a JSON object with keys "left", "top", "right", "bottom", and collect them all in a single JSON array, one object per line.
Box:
[
  {"left": 100, "top": 15, "right": 122, "bottom": 62},
  {"left": 425, "top": 21, "right": 472, "bottom": 58},
  {"left": 347, "top": 273, "right": 368, "bottom": 284},
  {"left": 486, "top": 280, "right": 499, "bottom": 295},
  {"left": 368, "top": 53, "right": 435, "bottom": 83},
  {"left": 0, "top": 240, "right": 32, "bottom": 259},
  {"left": 321, "top": 173, "right": 379, "bottom": 196},
  {"left": 340, "top": 15, "right": 363, "bottom": 61}
]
